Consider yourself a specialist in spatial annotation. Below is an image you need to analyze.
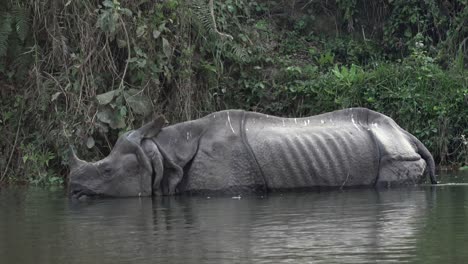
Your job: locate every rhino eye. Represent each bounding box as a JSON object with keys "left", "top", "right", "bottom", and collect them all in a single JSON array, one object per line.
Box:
[{"left": 103, "top": 167, "right": 112, "bottom": 174}]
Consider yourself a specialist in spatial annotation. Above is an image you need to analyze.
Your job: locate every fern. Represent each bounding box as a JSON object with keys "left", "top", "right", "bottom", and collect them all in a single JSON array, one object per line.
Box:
[
  {"left": 12, "top": 5, "right": 29, "bottom": 42},
  {"left": 0, "top": 3, "right": 31, "bottom": 77},
  {"left": 0, "top": 12, "right": 13, "bottom": 57},
  {"left": 223, "top": 40, "right": 258, "bottom": 67},
  {"left": 190, "top": 1, "right": 250, "bottom": 65},
  {"left": 229, "top": 43, "right": 249, "bottom": 63},
  {"left": 191, "top": 0, "right": 215, "bottom": 35}
]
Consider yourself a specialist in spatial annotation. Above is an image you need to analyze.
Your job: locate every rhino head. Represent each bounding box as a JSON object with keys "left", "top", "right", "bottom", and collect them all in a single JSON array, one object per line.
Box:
[{"left": 68, "top": 116, "right": 166, "bottom": 199}]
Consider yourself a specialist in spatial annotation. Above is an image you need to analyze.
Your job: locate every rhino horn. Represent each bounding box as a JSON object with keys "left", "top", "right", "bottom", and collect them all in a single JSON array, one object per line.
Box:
[{"left": 69, "top": 146, "right": 87, "bottom": 170}]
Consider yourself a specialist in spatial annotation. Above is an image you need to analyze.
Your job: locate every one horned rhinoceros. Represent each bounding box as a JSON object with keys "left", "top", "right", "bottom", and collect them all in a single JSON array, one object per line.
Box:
[{"left": 68, "top": 108, "right": 437, "bottom": 198}]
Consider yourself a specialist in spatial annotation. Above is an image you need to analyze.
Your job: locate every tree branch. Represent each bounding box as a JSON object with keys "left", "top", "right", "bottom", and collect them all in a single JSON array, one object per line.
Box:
[{"left": 209, "top": 0, "right": 233, "bottom": 41}]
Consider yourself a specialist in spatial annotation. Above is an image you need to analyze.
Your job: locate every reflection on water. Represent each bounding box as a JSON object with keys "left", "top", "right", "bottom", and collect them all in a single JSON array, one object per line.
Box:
[{"left": 0, "top": 171, "right": 467, "bottom": 264}]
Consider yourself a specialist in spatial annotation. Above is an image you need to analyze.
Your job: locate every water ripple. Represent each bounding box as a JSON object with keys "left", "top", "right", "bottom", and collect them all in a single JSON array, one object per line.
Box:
[{"left": 1, "top": 171, "right": 468, "bottom": 263}]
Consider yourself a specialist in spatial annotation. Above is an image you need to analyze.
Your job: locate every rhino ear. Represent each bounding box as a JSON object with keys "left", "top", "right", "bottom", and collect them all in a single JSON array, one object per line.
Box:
[{"left": 129, "top": 115, "right": 166, "bottom": 142}]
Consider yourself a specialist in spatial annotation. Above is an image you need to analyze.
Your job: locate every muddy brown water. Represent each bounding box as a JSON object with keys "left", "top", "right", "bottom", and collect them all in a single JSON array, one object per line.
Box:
[{"left": 1, "top": 171, "right": 467, "bottom": 264}]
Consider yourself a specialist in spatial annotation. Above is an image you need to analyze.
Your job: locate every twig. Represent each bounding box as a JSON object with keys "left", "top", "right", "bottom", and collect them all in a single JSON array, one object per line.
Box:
[
  {"left": 209, "top": 0, "right": 233, "bottom": 41},
  {"left": 44, "top": 71, "right": 69, "bottom": 111},
  {"left": 1, "top": 111, "right": 23, "bottom": 183},
  {"left": 119, "top": 16, "right": 131, "bottom": 91},
  {"left": 301, "top": 0, "right": 315, "bottom": 10}
]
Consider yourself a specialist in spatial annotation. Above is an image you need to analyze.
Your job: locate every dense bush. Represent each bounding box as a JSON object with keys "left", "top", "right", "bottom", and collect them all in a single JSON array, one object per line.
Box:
[{"left": 0, "top": 0, "right": 467, "bottom": 185}]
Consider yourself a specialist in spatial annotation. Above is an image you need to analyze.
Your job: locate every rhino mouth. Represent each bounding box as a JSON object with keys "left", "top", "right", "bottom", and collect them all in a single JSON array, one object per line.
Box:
[{"left": 70, "top": 188, "right": 98, "bottom": 201}]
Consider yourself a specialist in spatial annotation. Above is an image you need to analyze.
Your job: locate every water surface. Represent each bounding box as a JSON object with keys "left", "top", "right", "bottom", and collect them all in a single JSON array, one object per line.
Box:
[{"left": 1, "top": 171, "right": 467, "bottom": 264}]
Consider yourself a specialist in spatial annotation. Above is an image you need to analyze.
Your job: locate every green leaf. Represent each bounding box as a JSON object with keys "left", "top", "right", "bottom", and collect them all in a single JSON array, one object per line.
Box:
[
  {"left": 96, "top": 89, "right": 118, "bottom": 105},
  {"left": 110, "top": 115, "right": 125, "bottom": 129},
  {"left": 119, "top": 105, "right": 127, "bottom": 117},
  {"left": 12, "top": 6, "right": 29, "bottom": 42},
  {"left": 102, "top": 0, "right": 114, "bottom": 8},
  {"left": 0, "top": 13, "right": 13, "bottom": 57},
  {"left": 120, "top": 8, "right": 132, "bottom": 17},
  {"left": 136, "top": 58, "right": 146, "bottom": 68},
  {"left": 404, "top": 29, "right": 412, "bottom": 38},
  {"left": 117, "top": 39, "right": 127, "bottom": 48},
  {"left": 124, "top": 89, "right": 152, "bottom": 116},
  {"left": 97, "top": 107, "right": 126, "bottom": 129},
  {"left": 152, "top": 29, "right": 161, "bottom": 39},
  {"left": 136, "top": 25, "right": 147, "bottom": 38},
  {"left": 162, "top": 38, "right": 172, "bottom": 58},
  {"left": 51, "top": 92, "right": 62, "bottom": 102},
  {"left": 97, "top": 108, "right": 113, "bottom": 124}
]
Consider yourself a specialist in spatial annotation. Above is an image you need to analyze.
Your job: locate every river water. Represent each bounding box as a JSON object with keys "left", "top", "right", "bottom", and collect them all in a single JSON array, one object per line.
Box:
[{"left": 1, "top": 171, "right": 467, "bottom": 264}]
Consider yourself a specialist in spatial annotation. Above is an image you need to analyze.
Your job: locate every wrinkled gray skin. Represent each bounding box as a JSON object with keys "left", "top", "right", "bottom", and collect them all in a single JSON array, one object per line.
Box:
[{"left": 69, "top": 108, "right": 437, "bottom": 198}]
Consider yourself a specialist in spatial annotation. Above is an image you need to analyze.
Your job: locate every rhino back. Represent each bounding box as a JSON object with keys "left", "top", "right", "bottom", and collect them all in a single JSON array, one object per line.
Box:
[{"left": 244, "top": 108, "right": 380, "bottom": 189}]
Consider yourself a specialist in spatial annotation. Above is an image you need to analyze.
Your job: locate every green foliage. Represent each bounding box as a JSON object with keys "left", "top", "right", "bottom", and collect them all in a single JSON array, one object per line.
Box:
[
  {"left": 20, "top": 142, "right": 62, "bottom": 186},
  {"left": 97, "top": 0, "right": 133, "bottom": 39},
  {"left": 324, "top": 37, "right": 381, "bottom": 65},
  {"left": 95, "top": 88, "right": 152, "bottom": 130},
  {"left": 0, "top": 1, "right": 31, "bottom": 80},
  {"left": 336, "top": 0, "right": 357, "bottom": 30},
  {"left": 0, "top": 13, "right": 12, "bottom": 57},
  {"left": 316, "top": 51, "right": 335, "bottom": 68},
  {"left": 331, "top": 64, "right": 364, "bottom": 87}
]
